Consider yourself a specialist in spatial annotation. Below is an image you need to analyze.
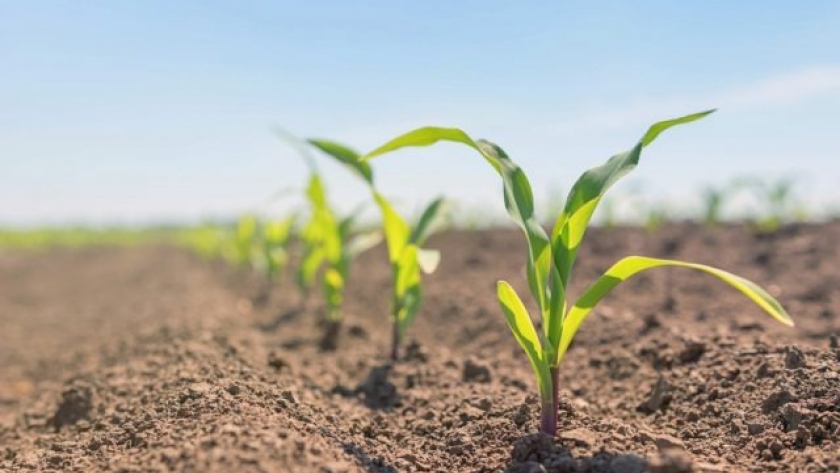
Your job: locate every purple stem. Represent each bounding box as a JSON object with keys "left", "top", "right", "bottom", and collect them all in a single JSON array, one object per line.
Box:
[{"left": 540, "top": 366, "right": 561, "bottom": 436}]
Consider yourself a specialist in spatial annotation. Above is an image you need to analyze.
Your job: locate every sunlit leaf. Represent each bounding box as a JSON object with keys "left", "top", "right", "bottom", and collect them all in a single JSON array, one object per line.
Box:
[
  {"left": 551, "top": 110, "right": 716, "bottom": 289},
  {"left": 410, "top": 197, "right": 448, "bottom": 246},
  {"left": 497, "top": 281, "right": 552, "bottom": 399},
  {"left": 557, "top": 255, "right": 793, "bottom": 363},
  {"left": 308, "top": 139, "right": 374, "bottom": 184},
  {"left": 363, "top": 126, "right": 501, "bottom": 173},
  {"left": 364, "top": 128, "right": 551, "bottom": 316},
  {"left": 374, "top": 192, "right": 411, "bottom": 263}
]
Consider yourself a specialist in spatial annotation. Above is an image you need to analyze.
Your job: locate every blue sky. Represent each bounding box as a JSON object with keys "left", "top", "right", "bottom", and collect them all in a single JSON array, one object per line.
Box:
[{"left": 2, "top": 1, "right": 839, "bottom": 225}]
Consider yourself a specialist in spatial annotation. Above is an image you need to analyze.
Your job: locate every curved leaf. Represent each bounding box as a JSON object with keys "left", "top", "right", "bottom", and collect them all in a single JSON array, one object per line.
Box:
[
  {"left": 497, "top": 281, "right": 552, "bottom": 399},
  {"left": 362, "top": 126, "right": 501, "bottom": 173},
  {"left": 551, "top": 110, "right": 716, "bottom": 289},
  {"left": 394, "top": 244, "right": 423, "bottom": 336},
  {"left": 308, "top": 139, "right": 374, "bottom": 185},
  {"left": 373, "top": 192, "right": 410, "bottom": 263},
  {"left": 410, "top": 197, "right": 448, "bottom": 246},
  {"left": 557, "top": 255, "right": 793, "bottom": 363},
  {"left": 362, "top": 127, "right": 552, "bottom": 318}
]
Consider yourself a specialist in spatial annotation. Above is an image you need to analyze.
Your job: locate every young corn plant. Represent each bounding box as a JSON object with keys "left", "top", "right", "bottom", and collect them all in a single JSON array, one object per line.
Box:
[
  {"left": 360, "top": 110, "right": 794, "bottom": 435},
  {"left": 232, "top": 214, "right": 259, "bottom": 268},
  {"left": 295, "top": 175, "right": 330, "bottom": 301},
  {"left": 701, "top": 185, "right": 729, "bottom": 226},
  {"left": 252, "top": 215, "right": 296, "bottom": 304},
  {"left": 175, "top": 223, "right": 226, "bottom": 261},
  {"left": 297, "top": 171, "right": 380, "bottom": 349},
  {"left": 305, "top": 139, "right": 447, "bottom": 360},
  {"left": 262, "top": 216, "right": 296, "bottom": 285},
  {"left": 748, "top": 178, "right": 805, "bottom": 232}
]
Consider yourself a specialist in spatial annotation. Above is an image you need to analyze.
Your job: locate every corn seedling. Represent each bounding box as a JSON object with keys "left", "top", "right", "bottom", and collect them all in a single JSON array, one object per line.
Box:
[
  {"left": 249, "top": 215, "right": 296, "bottom": 304},
  {"left": 361, "top": 110, "right": 793, "bottom": 435},
  {"left": 296, "top": 171, "right": 380, "bottom": 348},
  {"left": 262, "top": 216, "right": 296, "bottom": 284},
  {"left": 175, "top": 224, "right": 227, "bottom": 261},
  {"left": 644, "top": 203, "right": 669, "bottom": 232},
  {"left": 749, "top": 178, "right": 805, "bottom": 232},
  {"left": 701, "top": 185, "right": 728, "bottom": 226},
  {"left": 296, "top": 175, "right": 329, "bottom": 300},
  {"left": 232, "top": 214, "right": 259, "bottom": 268},
  {"left": 305, "top": 139, "right": 447, "bottom": 360}
]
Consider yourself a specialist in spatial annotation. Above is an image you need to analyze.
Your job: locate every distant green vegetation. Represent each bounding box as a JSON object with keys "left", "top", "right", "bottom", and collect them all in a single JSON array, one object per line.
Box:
[
  {"left": 0, "top": 175, "right": 826, "bottom": 254},
  {"left": 0, "top": 226, "right": 169, "bottom": 250},
  {"left": 0, "top": 223, "right": 251, "bottom": 260}
]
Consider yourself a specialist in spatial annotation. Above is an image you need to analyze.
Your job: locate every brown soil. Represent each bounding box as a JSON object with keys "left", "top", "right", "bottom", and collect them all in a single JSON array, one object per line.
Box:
[{"left": 1, "top": 223, "right": 838, "bottom": 473}]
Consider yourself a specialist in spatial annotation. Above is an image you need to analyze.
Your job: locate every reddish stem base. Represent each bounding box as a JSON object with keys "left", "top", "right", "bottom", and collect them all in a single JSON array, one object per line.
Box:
[{"left": 539, "top": 366, "right": 561, "bottom": 436}]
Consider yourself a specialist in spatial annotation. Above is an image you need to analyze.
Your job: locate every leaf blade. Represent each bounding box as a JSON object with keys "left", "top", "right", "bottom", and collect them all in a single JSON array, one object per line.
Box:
[
  {"left": 373, "top": 192, "right": 411, "bottom": 263},
  {"left": 410, "top": 197, "right": 448, "bottom": 246},
  {"left": 362, "top": 126, "right": 501, "bottom": 172},
  {"left": 308, "top": 139, "right": 374, "bottom": 185},
  {"left": 558, "top": 256, "right": 793, "bottom": 362},
  {"left": 551, "top": 110, "right": 716, "bottom": 289},
  {"left": 497, "top": 281, "right": 552, "bottom": 398}
]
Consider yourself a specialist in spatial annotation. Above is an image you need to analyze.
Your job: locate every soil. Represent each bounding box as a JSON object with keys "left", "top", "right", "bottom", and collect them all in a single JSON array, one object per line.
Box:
[{"left": 1, "top": 223, "right": 838, "bottom": 473}]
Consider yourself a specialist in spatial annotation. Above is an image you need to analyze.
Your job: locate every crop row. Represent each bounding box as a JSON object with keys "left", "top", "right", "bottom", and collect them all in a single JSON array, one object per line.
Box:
[{"left": 191, "top": 110, "right": 794, "bottom": 436}]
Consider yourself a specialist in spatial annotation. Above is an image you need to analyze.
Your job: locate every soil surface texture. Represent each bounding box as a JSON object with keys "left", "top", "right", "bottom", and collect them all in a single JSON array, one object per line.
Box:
[{"left": 1, "top": 223, "right": 839, "bottom": 472}]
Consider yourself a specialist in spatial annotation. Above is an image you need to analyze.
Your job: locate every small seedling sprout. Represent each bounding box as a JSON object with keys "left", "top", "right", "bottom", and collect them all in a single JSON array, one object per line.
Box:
[
  {"left": 749, "top": 177, "right": 805, "bottom": 231},
  {"left": 262, "top": 216, "right": 296, "bottom": 283},
  {"left": 233, "top": 214, "right": 259, "bottom": 268},
  {"left": 305, "top": 139, "right": 447, "bottom": 360},
  {"left": 360, "top": 110, "right": 794, "bottom": 435}
]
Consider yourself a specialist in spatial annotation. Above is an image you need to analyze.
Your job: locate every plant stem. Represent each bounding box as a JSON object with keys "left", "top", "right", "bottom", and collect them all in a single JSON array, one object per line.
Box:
[
  {"left": 539, "top": 366, "right": 561, "bottom": 436},
  {"left": 539, "top": 397, "right": 556, "bottom": 436},
  {"left": 390, "top": 320, "right": 400, "bottom": 361}
]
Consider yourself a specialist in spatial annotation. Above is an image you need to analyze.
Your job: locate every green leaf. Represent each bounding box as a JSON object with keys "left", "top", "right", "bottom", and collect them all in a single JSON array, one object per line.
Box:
[
  {"left": 364, "top": 126, "right": 555, "bottom": 326},
  {"left": 482, "top": 141, "right": 553, "bottom": 320},
  {"left": 410, "top": 197, "right": 448, "bottom": 246},
  {"left": 641, "top": 109, "right": 716, "bottom": 147},
  {"left": 362, "top": 126, "right": 501, "bottom": 173},
  {"left": 264, "top": 216, "right": 296, "bottom": 246},
  {"left": 395, "top": 245, "right": 421, "bottom": 299},
  {"left": 297, "top": 245, "right": 325, "bottom": 290},
  {"left": 374, "top": 192, "right": 411, "bottom": 263},
  {"left": 546, "top": 264, "right": 565, "bottom": 353},
  {"left": 322, "top": 267, "right": 345, "bottom": 321},
  {"left": 308, "top": 139, "right": 374, "bottom": 185},
  {"left": 497, "top": 281, "right": 552, "bottom": 399},
  {"left": 557, "top": 255, "right": 793, "bottom": 363},
  {"left": 551, "top": 110, "right": 716, "bottom": 290},
  {"left": 394, "top": 244, "right": 423, "bottom": 336},
  {"left": 305, "top": 174, "right": 329, "bottom": 210},
  {"left": 234, "top": 215, "right": 259, "bottom": 267}
]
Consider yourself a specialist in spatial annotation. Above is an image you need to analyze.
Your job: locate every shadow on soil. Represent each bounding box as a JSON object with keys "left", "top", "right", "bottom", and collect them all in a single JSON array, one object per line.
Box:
[
  {"left": 505, "top": 433, "right": 651, "bottom": 473},
  {"left": 342, "top": 442, "right": 399, "bottom": 473}
]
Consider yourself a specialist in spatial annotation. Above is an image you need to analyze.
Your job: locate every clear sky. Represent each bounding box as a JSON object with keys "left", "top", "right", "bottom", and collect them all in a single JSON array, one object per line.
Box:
[{"left": 2, "top": 1, "right": 839, "bottom": 225}]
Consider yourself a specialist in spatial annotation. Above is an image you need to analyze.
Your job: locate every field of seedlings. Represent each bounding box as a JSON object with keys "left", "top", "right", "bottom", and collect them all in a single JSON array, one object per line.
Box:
[{"left": 2, "top": 117, "right": 839, "bottom": 473}]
